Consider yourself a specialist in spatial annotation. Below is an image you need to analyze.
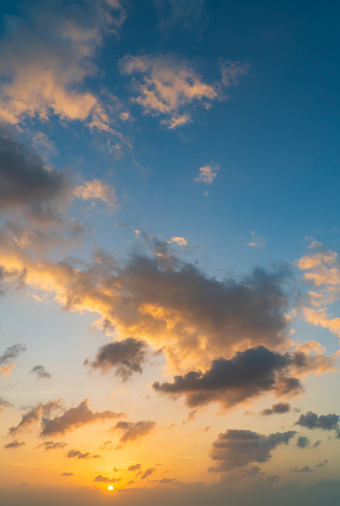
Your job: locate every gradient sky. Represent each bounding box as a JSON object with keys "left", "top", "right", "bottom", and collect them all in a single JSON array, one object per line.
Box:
[{"left": 1, "top": 1, "right": 340, "bottom": 505}]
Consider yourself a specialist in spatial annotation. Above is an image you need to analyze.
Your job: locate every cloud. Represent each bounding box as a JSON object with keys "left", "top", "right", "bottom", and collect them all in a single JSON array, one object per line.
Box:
[
  {"left": 9, "top": 399, "right": 62, "bottom": 435},
  {"left": 40, "top": 399, "right": 124, "bottom": 436},
  {"left": 73, "top": 180, "right": 117, "bottom": 210},
  {"left": 127, "top": 464, "right": 141, "bottom": 471},
  {"left": 141, "top": 468, "right": 156, "bottom": 480},
  {"left": 0, "top": 264, "right": 26, "bottom": 296},
  {"left": 93, "top": 475, "right": 121, "bottom": 483},
  {"left": 0, "top": 124, "right": 67, "bottom": 221},
  {"left": 195, "top": 165, "right": 219, "bottom": 184},
  {"left": 30, "top": 365, "right": 51, "bottom": 379},
  {"left": 0, "top": 343, "right": 26, "bottom": 365},
  {"left": 60, "top": 472, "right": 74, "bottom": 477},
  {"left": 153, "top": 346, "right": 304, "bottom": 408},
  {"left": 4, "top": 439, "right": 25, "bottom": 449},
  {"left": 296, "top": 436, "right": 310, "bottom": 448},
  {"left": 112, "top": 420, "right": 155, "bottom": 446},
  {"left": 120, "top": 55, "right": 247, "bottom": 128},
  {"left": 295, "top": 411, "right": 339, "bottom": 431},
  {"left": 85, "top": 338, "right": 148, "bottom": 380},
  {"left": 260, "top": 402, "right": 291, "bottom": 416},
  {"left": 0, "top": 364, "right": 15, "bottom": 377},
  {"left": 66, "top": 449, "right": 100, "bottom": 459},
  {"left": 247, "top": 231, "right": 266, "bottom": 248},
  {"left": 316, "top": 460, "right": 328, "bottom": 468},
  {"left": 291, "top": 465, "right": 313, "bottom": 473},
  {"left": 169, "top": 237, "right": 188, "bottom": 246},
  {"left": 0, "top": 0, "right": 125, "bottom": 131},
  {"left": 209, "top": 429, "right": 296, "bottom": 472},
  {"left": 0, "top": 397, "right": 12, "bottom": 411},
  {"left": 153, "top": 0, "right": 206, "bottom": 32},
  {"left": 39, "top": 441, "right": 67, "bottom": 451}
]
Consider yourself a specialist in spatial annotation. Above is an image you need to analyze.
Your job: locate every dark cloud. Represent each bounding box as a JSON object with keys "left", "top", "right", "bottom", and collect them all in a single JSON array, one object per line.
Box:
[
  {"left": 60, "top": 472, "right": 74, "bottom": 477},
  {"left": 30, "top": 365, "right": 51, "bottom": 379},
  {"left": 127, "top": 464, "right": 141, "bottom": 471},
  {"left": 39, "top": 440, "right": 67, "bottom": 451},
  {"left": 0, "top": 397, "right": 12, "bottom": 409},
  {"left": 157, "top": 478, "right": 179, "bottom": 484},
  {"left": 112, "top": 420, "right": 155, "bottom": 446},
  {"left": 291, "top": 466, "right": 313, "bottom": 473},
  {"left": 4, "top": 439, "right": 25, "bottom": 449},
  {"left": 141, "top": 468, "right": 156, "bottom": 480},
  {"left": 295, "top": 411, "right": 339, "bottom": 431},
  {"left": 0, "top": 343, "right": 26, "bottom": 365},
  {"left": 67, "top": 449, "right": 100, "bottom": 459},
  {"left": 296, "top": 436, "right": 310, "bottom": 448},
  {"left": 0, "top": 124, "right": 67, "bottom": 221},
  {"left": 153, "top": 346, "right": 302, "bottom": 408},
  {"left": 313, "top": 440, "right": 322, "bottom": 448},
  {"left": 209, "top": 429, "right": 296, "bottom": 472},
  {"left": 316, "top": 460, "right": 328, "bottom": 468},
  {"left": 261, "top": 402, "right": 291, "bottom": 416},
  {"left": 85, "top": 338, "right": 148, "bottom": 380},
  {"left": 93, "top": 475, "right": 121, "bottom": 483},
  {"left": 40, "top": 399, "right": 124, "bottom": 436},
  {"left": 9, "top": 399, "right": 62, "bottom": 435}
]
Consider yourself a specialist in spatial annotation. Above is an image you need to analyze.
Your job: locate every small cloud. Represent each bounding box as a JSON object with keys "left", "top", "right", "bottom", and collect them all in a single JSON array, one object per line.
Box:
[
  {"left": 60, "top": 472, "right": 74, "bottom": 477},
  {"left": 290, "top": 465, "right": 313, "bottom": 473},
  {"left": 247, "top": 231, "right": 266, "bottom": 248},
  {"left": 296, "top": 436, "right": 310, "bottom": 448},
  {"left": 4, "top": 439, "right": 25, "bottom": 449},
  {"left": 30, "top": 365, "right": 51, "bottom": 379},
  {"left": 0, "top": 343, "right": 26, "bottom": 366},
  {"left": 0, "top": 365, "right": 16, "bottom": 377},
  {"left": 39, "top": 440, "right": 67, "bottom": 451},
  {"left": 260, "top": 402, "right": 291, "bottom": 416},
  {"left": 93, "top": 475, "right": 121, "bottom": 483},
  {"left": 0, "top": 397, "right": 12, "bottom": 410},
  {"left": 169, "top": 236, "right": 188, "bottom": 246},
  {"left": 112, "top": 420, "right": 155, "bottom": 447},
  {"left": 313, "top": 440, "right": 322, "bottom": 448},
  {"left": 66, "top": 449, "right": 100, "bottom": 459},
  {"left": 316, "top": 460, "right": 328, "bottom": 468},
  {"left": 127, "top": 464, "right": 141, "bottom": 471},
  {"left": 141, "top": 468, "right": 156, "bottom": 480},
  {"left": 195, "top": 165, "right": 219, "bottom": 184},
  {"left": 295, "top": 411, "right": 339, "bottom": 432},
  {"left": 73, "top": 180, "right": 117, "bottom": 210}
]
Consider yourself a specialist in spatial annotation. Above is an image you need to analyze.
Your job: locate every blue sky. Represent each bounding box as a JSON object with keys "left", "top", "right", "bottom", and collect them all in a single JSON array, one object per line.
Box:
[{"left": 0, "top": 1, "right": 340, "bottom": 504}]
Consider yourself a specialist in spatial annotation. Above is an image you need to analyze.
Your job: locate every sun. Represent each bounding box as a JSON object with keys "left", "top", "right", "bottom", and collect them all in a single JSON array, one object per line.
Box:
[{"left": 108, "top": 485, "right": 114, "bottom": 491}]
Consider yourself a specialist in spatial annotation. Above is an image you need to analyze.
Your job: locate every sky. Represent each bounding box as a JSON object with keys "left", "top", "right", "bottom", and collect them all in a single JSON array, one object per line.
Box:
[{"left": 0, "top": 0, "right": 340, "bottom": 504}]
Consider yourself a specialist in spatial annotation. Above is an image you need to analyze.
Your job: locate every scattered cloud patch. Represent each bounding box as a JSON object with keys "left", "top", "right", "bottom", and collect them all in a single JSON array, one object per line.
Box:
[
  {"left": 296, "top": 436, "right": 310, "bottom": 448},
  {"left": 260, "top": 402, "right": 291, "bottom": 416},
  {"left": 4, "top": 439, "right": 25, "bottom": 449},
  {"left": 94, "top": 475, "right": 121, "bottom": 483},
  {"left": 60, "top": 472, "right": 74, "bottom": 477},
  {"left": 73, "top": 180, "right": 117, "bottom": 210},
  {"left": 30, "top": 365, "right": 51, "bottom": 379},
  {"left": 112, "top": 420, "right": 155, "bottom": 447},
  {"left": 39, "top": 441, "right": 67, "bottom": 451},
  {"left": 0, "top": 343, "right": 26, "bottom": 366},
  {"left": 290, "top": 465, "right": 313, "bottom": 473},
  {"left": 195, "top": 165, "right": 219, "bottom": 184},
  {"left": 316, "top": 460, "right": 328, "bottom": 468},
  {"left": 141, "top": 468, "right": 156, "bottom": 480},
  {"left": 9, "top": 399, "right": 62, "bottom": 435},
  {"left": 66, "top": 449, "right": 100, "bottom": 459},
  {"left": 127, "top": 464, "right": 141, "bottom": 471},
  {"left": 295, "top": 411, "right": 339, "bottom": 431},
  {"left": 248, "top": 231, "right": 266, "bottom": 248}
]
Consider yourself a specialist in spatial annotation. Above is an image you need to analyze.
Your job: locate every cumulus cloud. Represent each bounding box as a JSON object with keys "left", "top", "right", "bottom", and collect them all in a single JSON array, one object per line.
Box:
[
  {"left": 0, "top": 0, "right": 125, "bottom": 130},
  {"left": 9, "top": 399, "right": 62, "bottom": 435},
  {"left": 296, "top": 436, "right": 310, "bottom": 448},
  {"left": 85, "top": 338, "right": 148, "bottom": 380},
  {"left": 153, "top": 346, "right": 308, "bottom": 408},
  {"left": 73, "top": 180, "right": 117, "bottom": 210},
  {"left": 94, "top": 475, "right": 121, "bottom": 483},
  {"left": 66, "top": 449, "right": 100, "bottom": 459},
  {"left": 4, "top": 439, "right": 25, "bottom": 449},
  {"left": 120, "top": 55, "right": 247, "bottom": 128},
  {"left": 295, "top": 411, "right": 339, "bottom": 432},
  {"left": 195, "top": 165, "right": 219, "bottom": 184},
  {"left": 40, "top": 399, "right": 124, "bottom": 436},
  {"left": 112, "top": 420, "right": 155, "bottom": 447},
  {"left": 0, "top": 343, "right": 26, "bottom": 365},
  {"left": 0, "top": 124, "right": 67, "bottom": 221},
  {"left": 209, "top": 429, "right": 296, "bottom": 472},
  {"left": 260, "top": 402, "right": 291, "bottom": 416},
  {"left": 30, "top": 365, "right": 51, "bottom": 379}
]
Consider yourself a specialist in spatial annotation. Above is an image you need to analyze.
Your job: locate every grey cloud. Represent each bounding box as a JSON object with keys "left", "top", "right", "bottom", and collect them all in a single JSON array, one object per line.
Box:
[
  {"left": 153, "top": 346, "right": 301, "bottom": 408},
  {"left": 30, "top": 365, "right": 51, "bottom": 379},
  {"left": 0, "top": 397, "right": 12, "bottom": 409},
  {"left": 60, "top": 472, "right": 74, "bottom": 477},
  {"left": 141, "top": 468, "right": 156, "bottom": 480},
  {"left": 313, "top": 440, "right": 322, "bottom": 447},
  {"left": 0, "top": 124, "right": 67, "bottom": 221},
  {"left": 39, "top": 441, "right": 67, "bottom": 451},
  {"left": 41, "top": 399, "right": 124, "bottom": 436},
  {"left": 261, "top": 402, "right": 291, "bottom": 416},
  {"left": 9, "top": 399, "right": 62, "bottom": 435},
  {"left": 209, "top": 429, "right": 296, "bottom": 472},
  {"left": 85, "top": 338, "right": 148, "bottom": 380},
  {"left": 0, "top": 343, "right": 26, "bottom": 365},
  {"left": 67, "top": 449, "right": 100, "bottom": 459},
  {"left": 4, "top": 439, "right": 25, "bottom": 449},
  {"left": 295, "top": 411, "right": 339, "bottom": 431},
  {"left": 316, "top": 460, "right": 328, "bottom": 468},
  {"left": 0, "top": 265, "right": 26, "bottom": 295},
  {"left": 113, "top": 420, "right": 155, "bottom": 446},
  {"left": 296, "top": 436, "right": 310, "bottom": 448},
  {"left": 93, "top": 475, "right": 121, "bottom": 483},
  {"left": 291, "top": 466, "right": 313, "bottom": 473},
  {"left": 127, "top": 464, "right": 141, "bottom": 471}
]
